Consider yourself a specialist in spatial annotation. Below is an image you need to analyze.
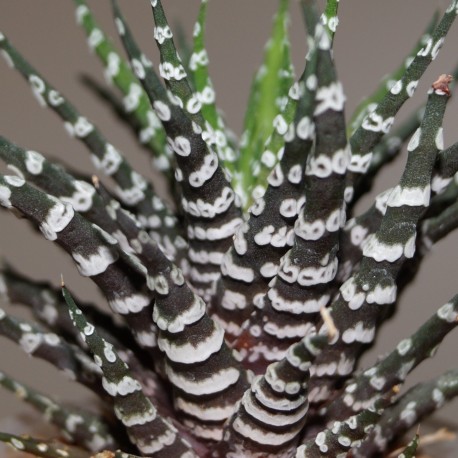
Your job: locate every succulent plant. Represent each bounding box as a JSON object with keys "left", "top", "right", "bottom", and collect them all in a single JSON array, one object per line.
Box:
[{"left": 1, "top": 0, "right": 458, "bottom": 457}]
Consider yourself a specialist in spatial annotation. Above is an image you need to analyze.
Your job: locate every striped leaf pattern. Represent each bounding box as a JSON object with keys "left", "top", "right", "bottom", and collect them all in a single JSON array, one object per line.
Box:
[{"left": 1, "top": 1, "right": 458, "bottom": 457}]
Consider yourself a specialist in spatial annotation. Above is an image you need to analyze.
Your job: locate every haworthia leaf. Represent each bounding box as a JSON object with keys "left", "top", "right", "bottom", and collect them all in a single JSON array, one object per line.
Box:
[
  {"left": 0, "top": 370, "right": 117, "bottom": 452},
  {"left": 321, "top": 0, "right": 340, "bottom": 44},
  {"left": 0, "top": 33, "right": 187, "bottom": 265},
  {"left": 397, "top": 432, "right": 419, "bottom": 458},
  {"left": 308, "top": 76, "right": 451, "bottom": 402},
  {"left": 0, "top": 264, "right": 172, "bottom": 415},
  {"left": 347, "top": 3, "right": 457, "bottom": 206},
  {"left": 245, "top": 31, "right": 296, "bottom": 209},
  {"left": 352, "top": 44, "right": 458, "bottom": 204},
  {"left": 93, "top": 178, "right": 248, "bottom": 442},
  {"left": 353, "top": 368, "right": 458, "bottom": 457},
  {"left": 148, "top": 0, "right": 204, "bottom": 126},
  {"left": 0, "top": 136, "right": 125, "bottom": 245},
  {"left": 72, "top": 0, "right": 170, "bottom": 179},
  {"left": 337, "top": 131, "right": 458, "bottom": 295},
  {"left": 211, "top": 1, "right": 320, "bottom": 344},
  {"left": 1, "top": 2, "right": 458, "bottom": 457},
  {"left": 190, "top": 0, "right": 238, "bottom": 178},
  {"left": 220, "top": 333, "right": 328, "bottom": 456},
  {"left": 231, "top": 1, "right": 348, "bottom": 372},
  {"left": 0, "top": 307, "right": 104, "bottom": 396},
  {"left": 297, "top": 393, "right": 393, "bottom": 457},
  {"left": 0, "top": 262, "right": 137, "bottom": 353},
  {"left": 352, "top": 106, "right": 424, "bottom": 201},
  {"left": 0, "top": 430, "right": 143, "bottom": 458},
  {"left": 237, "top": 0, "right": 294, "bottom": 207},
  {"left": 422, "top": 199, "right": 458, "bottom": 248},
  {"left": 323, "top": 295, "right": 458, "bottom": 423},
  {"left": 0, "top": 432, "right": 88, "bottom": 458},
  {"left": 348, "top": 10, "right": 439, "bottom": 135},
  {"left": 0, "top": 174, "right": 162, "bottom": 358},
  {"left": 62, "top": 284, "right": 197, "bottom": 457},
  {"left": 174, "top": 20, "right": 194, "bottom": 80},
  {"left": 146, "top": 0, "right": 237, "bottom": 188},
  {"left": 112, "top": 0, "right": 243, "bottom": 303}
]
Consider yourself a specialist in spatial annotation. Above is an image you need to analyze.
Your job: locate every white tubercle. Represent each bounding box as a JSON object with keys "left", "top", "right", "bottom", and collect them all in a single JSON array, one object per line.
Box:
[
  {"left": 166, "top": 365, "right": 240, "bottom": 396},
  {"left": 60, "top": 180, "right": 96, "bottom": 212},
  {"left": 363, "top": 234, "right": 407, "bottom": 263},
  {"left": 4, "top": 175, "right": 25, "bottom": 187},
  {"left": 120, "top": 408, "right": 157, "bottom": 427},
  {"left": 154, "top": 295, "right": 206, "bottom": 333},
  {"left": 102, "top": 375, "right": 142, "bottom": 397},
  {"left": 340, "top": 277, "right": 366, "bottom": 310},
  {"left": 175, "top": 396, "right": 235, "bottom": 422},
  {"left": 342, "top": 322, "right": 375, "bottom": 344},
  {"left": 25, "top": 150, "right": 45, "bottom": 175},
  {"left": 91, "top": 144, "right": 122, "bottom": 176},
  {"left": 387, "top": 185, "right": 430, "bottom": 208},
  {"left": 232, "top": 415, "right": 300, "bottom": 447},
  {"left": 221, "top": 289, "right": 247, "bottom": 311},
  {"left": 269, "top": 287, "right": 329, "bottom": 314},
  {"left": 158, "top": 321, "right": 224, "bottom": 364},
  {"left": 72, "top": 245, "right": 118, "bottom": 277},
  {"left": 109, "top": 293, "right": 151, "bottom": 315},
  {"left": 251, "top": 376, "right": 305, "bottom": 412},
  {"left": 366, "top": 283, "right": 397, "bottom": 305},
  {"left": 242, "top": 391, "right": 308, "bottom": 427},
  {"left": 39, "top": 198, "right": 75, "bottom": 241},
  {"left": 0, "top": 185, "right": 12, "bottom": 208}
]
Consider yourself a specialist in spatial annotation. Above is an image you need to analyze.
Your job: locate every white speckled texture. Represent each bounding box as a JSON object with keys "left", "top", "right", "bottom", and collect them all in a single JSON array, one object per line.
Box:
[{"left": 0, "top": 2, "right": 458, "bottom": 452}]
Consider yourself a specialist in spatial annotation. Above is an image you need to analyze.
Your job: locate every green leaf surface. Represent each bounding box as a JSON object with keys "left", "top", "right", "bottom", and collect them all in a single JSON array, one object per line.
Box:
[
  {"left": 322, "top": 0, "right": 340, "bottom": 44},
  {"left": 237, "top": 0, "right": 294, "bottom": 205}
]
